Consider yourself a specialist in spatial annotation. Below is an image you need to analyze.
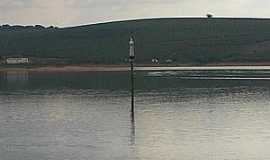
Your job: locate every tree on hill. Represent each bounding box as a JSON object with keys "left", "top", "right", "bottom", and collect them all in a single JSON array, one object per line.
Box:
[{"left": 207, "top": 14, "right": 213, "bottom": 18}]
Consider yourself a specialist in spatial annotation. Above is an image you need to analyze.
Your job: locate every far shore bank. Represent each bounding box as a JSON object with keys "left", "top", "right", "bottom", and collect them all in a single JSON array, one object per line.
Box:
[{"left": 2, "top": 63, "right": 270, "bottom": 72}]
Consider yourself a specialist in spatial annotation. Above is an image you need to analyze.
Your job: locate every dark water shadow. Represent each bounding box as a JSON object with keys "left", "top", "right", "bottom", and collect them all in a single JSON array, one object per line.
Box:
[{"left": 130, "top": 110, "right": 135, "bottom": 146}]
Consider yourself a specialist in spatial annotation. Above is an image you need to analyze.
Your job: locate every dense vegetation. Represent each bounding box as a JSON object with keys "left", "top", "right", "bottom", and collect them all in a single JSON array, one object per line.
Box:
[{"left": 1, "top": 18, "right": 270, "bottom": 64}]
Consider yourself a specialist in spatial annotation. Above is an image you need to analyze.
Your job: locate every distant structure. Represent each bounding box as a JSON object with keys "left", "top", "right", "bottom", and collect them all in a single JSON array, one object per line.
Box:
[
  {"left": 165, "top": 59, "right": 173, "bottom": 64},
  {"left": 207, "top": 14, "right": 213, "bottom": 18},
  {"left": 0, "top": 56, "right": 4, "bottom": 64},
  {"left": 152, "top": 58, "right": 159, "bottom": 64},
  {"left": 6, "top": 57, "right": 29, "bottom": 64}
]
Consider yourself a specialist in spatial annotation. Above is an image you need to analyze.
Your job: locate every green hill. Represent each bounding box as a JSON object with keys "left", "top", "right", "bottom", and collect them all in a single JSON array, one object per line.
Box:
[{"left": 1, "top": 18, "right": 270, "bottom": 64}]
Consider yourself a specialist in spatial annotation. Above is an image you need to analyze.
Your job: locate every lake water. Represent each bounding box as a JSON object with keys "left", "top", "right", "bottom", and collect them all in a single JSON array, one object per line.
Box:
[{"left": 1, "top": 68, "right": 270, "bottom": 160}]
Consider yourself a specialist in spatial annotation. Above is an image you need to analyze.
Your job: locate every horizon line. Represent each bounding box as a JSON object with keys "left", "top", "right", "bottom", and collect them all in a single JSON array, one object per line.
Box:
[{"left": 2, "top": 16, "right": 270, "bottom": 28}]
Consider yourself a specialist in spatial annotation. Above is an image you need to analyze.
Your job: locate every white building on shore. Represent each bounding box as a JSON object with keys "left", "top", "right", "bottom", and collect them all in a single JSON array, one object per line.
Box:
[{"left": 6, "top": 58, "right": 29, "bottom": 64}]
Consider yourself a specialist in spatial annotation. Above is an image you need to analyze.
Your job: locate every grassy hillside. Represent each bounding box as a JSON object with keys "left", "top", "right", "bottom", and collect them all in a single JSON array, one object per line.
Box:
[{"left": 1, "top": 18, "right": 270, "bottom": 64}]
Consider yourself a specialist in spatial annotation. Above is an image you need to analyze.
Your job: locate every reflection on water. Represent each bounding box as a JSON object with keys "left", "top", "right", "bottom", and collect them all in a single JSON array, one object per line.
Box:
[
  {"left": 0, "top": 71, "right": 29, "bottom": 89},
  {"left": 130, "top": 111, "right": 136, "bottom": 146},
  {"left": 1, "top": 69, "right": 270, "bottom": 160},
  {"left": 4, "top": 71, "right": 29, "bottom": 82}
]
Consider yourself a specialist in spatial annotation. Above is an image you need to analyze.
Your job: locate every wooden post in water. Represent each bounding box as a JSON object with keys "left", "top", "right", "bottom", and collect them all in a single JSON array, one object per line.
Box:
[{"left": 129, "top": 37, "right": 135, "bottom": 116}]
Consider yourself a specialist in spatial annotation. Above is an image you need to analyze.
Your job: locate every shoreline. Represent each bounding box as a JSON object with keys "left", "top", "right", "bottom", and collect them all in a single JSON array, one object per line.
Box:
[{"left": 2, "top": 63, "right": 270, "bottom": 72}]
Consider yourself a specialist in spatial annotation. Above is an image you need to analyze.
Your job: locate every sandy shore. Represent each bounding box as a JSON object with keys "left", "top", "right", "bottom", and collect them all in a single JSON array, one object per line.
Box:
[{"left": 1, "top": 63, "right": 270, "bottom": 72}]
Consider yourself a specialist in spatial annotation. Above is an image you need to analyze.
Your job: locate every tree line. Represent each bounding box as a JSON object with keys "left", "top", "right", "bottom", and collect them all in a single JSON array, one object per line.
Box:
[{"left": 0, "top": 24, "right": 59, "bottom": 30}]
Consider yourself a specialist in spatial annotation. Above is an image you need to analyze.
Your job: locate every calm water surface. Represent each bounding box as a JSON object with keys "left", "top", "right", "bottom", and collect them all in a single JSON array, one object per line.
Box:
[{"left": 1, "top": 69, "right": 270, "bottom": 160}]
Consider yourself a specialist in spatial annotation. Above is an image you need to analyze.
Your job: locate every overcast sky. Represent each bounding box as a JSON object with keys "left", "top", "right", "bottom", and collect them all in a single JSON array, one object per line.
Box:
[{"left": 0, "top": 0, "right": 269, "bottom": 27}]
